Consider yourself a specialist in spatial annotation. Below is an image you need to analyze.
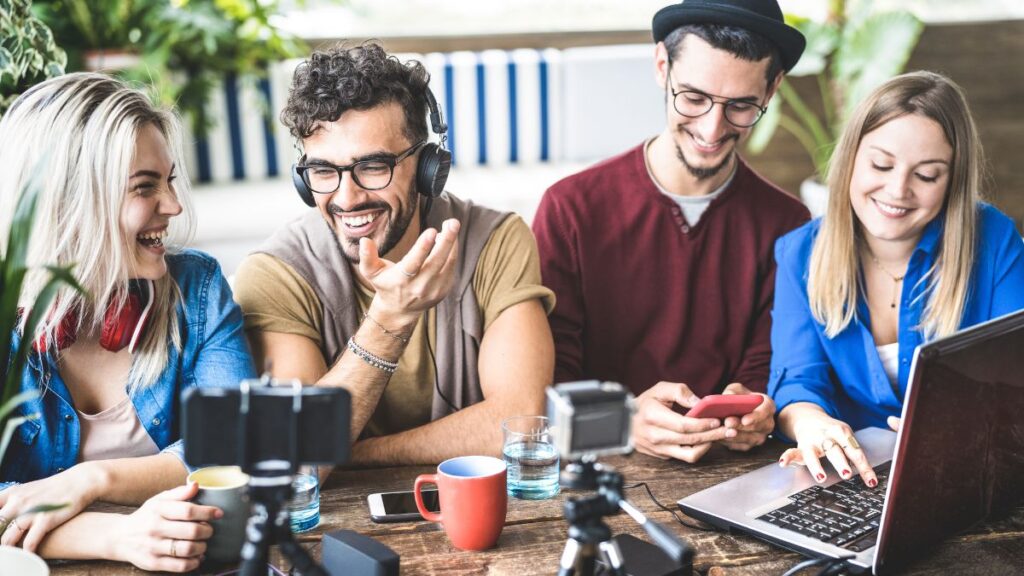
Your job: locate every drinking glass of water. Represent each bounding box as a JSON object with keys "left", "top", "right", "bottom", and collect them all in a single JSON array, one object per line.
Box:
[
  {"left": 289, "top": 464, "right": 320, "bottom": 532},
  {"left": 502, "top": 415, "right": 560, "bottom": 500}
]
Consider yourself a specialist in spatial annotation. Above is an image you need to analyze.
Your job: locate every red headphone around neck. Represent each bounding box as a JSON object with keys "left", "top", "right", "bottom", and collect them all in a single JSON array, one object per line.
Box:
[{"left": 32, "top": 279, "right": 155, "bottom": 354}]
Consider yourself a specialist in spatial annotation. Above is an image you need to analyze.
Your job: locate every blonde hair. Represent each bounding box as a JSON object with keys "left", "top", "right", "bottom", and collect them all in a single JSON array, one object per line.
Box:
[
  {"left": 808, "top": 71, "right": 982, "bottom": 340},
  {"left": 0, "top": 72, "right": 196, "bottom": 395}
]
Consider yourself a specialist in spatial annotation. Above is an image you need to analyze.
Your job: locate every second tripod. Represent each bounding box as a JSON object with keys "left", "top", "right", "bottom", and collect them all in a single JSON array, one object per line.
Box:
[{"left": 557, "top": 458, "right": 693, "bottom": 576}]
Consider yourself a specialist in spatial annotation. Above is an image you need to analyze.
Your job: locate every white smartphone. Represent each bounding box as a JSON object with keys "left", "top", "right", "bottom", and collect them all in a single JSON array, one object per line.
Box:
[{"left": 367, "top": 489, "right": 440, "bottom": 523}]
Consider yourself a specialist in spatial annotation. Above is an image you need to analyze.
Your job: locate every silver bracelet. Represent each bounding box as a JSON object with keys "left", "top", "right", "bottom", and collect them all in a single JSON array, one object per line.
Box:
[
  {"left": 347, "top": 337, "right": 398, "bottom": 374},
  {"left": 361, "top": 312, "right": 411, "bottom": 344}
]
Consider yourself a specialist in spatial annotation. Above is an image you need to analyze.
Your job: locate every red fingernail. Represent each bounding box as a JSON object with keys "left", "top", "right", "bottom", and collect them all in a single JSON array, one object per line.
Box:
[
  {"left": 816, "top": 473, "right": 826, "bottom": 482},
  {"left": 868, "top": 478, "right": 878, "bottom": 488},
  {"left": 842, "top": 469, "right": 851, "bottom": 476}
]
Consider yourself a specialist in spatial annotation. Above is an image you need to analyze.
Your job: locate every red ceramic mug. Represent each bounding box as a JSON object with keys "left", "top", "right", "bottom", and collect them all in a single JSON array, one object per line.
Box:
[{"left": 414, "top": 455, "right": 508, "bottom": 551}]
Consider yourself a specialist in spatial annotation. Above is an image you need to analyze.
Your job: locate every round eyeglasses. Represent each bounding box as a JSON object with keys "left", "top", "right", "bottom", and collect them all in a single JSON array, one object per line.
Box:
[
  {"left": 297, "top": 140, "right": 426, "bottom": 194},
  {"left": 666, "top": 62, "right": 768, "bottom": 128}
]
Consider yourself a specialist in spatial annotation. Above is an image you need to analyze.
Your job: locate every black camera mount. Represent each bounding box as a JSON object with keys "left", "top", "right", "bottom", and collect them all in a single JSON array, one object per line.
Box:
[
  {"left": 236, "top": 378, "right": 326, "bottom": 576},
  {"left": 556, "top": 459, "right": 693, "bottom": 576}
]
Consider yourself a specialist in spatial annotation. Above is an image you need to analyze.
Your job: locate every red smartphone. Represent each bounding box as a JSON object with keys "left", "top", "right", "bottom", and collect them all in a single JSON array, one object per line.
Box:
[{"left": 685, "top": 394, "right": 763, "bottom": 419}]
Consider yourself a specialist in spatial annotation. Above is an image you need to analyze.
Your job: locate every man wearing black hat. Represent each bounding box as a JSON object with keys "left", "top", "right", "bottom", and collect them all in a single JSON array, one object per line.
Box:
[{"left": 533, "top": 0, "right": 811, "bottom": 463}]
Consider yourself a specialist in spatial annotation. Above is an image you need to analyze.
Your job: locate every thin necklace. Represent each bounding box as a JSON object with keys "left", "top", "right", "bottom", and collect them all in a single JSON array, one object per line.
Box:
[{"left": 868, "top": 254, "right": 906, "bottom": 309}]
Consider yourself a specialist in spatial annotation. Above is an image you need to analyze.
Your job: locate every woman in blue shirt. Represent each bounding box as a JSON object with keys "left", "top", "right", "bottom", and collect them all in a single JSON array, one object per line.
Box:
[
  {"left": 769, "top": 71, "right": 1024, "bottom": 488},
  {"left": 0, "top": 73, "right": 255, "bottom": 570}
]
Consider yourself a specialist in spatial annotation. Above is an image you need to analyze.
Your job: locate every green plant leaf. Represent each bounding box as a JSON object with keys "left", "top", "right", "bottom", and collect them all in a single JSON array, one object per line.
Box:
[
  {"left": 23, "top": 502, "right": 70, "bottom": 515},
  {"left": 0, "top": 413, "right": 38, "bottom": 466},
  {"left": 833, "top": 11, "right": 924, "bottom": 120},
  {"left": 787, "top": 19, "right": 840, "bottom": 77},
  {"left": 746, "top": 98, "right": 781, "bottom": 155},
  {"left": 0, "top": 389, "right": 38, "bottom": 423}
]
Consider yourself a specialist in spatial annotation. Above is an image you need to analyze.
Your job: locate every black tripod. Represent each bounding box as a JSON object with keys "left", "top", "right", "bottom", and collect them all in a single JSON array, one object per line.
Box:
[
  {"left": 238, "top": 461, "right": 326, "bottom": 576},
  {"left": 234, "top": 378, "right": 328, "bottom": 576},
  {"left": 557, "top": 458, "right": 692, "bottom": 576}
]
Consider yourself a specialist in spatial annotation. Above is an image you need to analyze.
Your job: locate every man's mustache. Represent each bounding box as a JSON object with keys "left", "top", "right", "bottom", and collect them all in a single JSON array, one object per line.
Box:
[{"left": 328, "top": 201, "right": 390, "bottom": 215}]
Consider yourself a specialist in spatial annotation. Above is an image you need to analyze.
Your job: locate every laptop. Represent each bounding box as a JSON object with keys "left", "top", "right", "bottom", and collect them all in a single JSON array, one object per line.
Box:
[{"left": 678, "top": 308, "right": 1024, "bottom": 574}]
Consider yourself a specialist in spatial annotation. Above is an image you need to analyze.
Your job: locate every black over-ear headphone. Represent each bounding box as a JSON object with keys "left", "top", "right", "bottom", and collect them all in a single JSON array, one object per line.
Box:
[{"left": 291, "top": 87, "right": 451, "bottom": 207}]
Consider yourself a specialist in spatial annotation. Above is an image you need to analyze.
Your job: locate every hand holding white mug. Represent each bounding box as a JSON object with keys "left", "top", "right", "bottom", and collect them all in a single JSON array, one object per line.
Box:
[{"left": 108, "top": 482, "right": 219, "bottom": 572}]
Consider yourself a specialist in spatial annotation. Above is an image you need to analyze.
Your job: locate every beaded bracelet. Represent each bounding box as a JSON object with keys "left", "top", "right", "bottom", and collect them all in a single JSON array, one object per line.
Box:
[
  {"left": 362, "top": 312, "right": 411, "bottom": 345},
  {"left": 347, "top": 337, "right": 398, "bottom": 374}
]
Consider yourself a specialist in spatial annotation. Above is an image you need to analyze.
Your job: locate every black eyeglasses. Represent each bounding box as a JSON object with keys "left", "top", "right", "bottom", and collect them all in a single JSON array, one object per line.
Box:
[
  {"left": 297, "top": 140, "right": 426, "bottom": 194},
  {"left": 666, "top": 61, "right": 768, "bottom": 128}
]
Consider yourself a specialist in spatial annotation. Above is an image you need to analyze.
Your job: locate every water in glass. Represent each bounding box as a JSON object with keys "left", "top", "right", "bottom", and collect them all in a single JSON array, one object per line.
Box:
[{"left": 288, "top": 468, "right": 320, "bottom": 533}]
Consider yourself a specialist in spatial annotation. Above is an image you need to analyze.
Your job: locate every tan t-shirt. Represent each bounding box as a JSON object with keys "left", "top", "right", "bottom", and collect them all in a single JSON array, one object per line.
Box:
[
  {"left": 77, "top": 397, "right": 160, "bottom": 462},
  {"left": 234, "top": 214, "right": 554, "bottom": 438}
]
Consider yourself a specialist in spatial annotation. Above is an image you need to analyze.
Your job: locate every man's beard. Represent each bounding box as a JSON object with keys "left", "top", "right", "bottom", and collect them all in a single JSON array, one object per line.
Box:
[
  {"left": 327, "top": 177, "right": 420, "bottom": 264},
  {"left": 675, "top": 137, "right": 736, "bottom": 181}
]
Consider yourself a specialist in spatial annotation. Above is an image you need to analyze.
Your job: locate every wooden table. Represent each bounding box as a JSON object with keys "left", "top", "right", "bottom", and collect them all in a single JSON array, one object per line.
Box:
[{"left": 51, "top": 441, "right": 1024, "bottom": 575}]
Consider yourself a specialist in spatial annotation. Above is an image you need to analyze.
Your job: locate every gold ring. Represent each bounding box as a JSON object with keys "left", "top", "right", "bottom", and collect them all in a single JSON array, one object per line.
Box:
[
  {"left": 170, "top": 538, "right": 178, "bottom": 558},
  {"left": 843, "top": 435, "right": 861, "bottom": 450},
  {"left": 820, "top": 438, "right": 837, "bottom": 452},
  {"left": 0, "top": 516, "right": 9, "bottom": 530}
]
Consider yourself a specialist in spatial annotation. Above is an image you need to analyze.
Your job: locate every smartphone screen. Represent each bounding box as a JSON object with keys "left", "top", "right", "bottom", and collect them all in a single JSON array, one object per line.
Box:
[{"left": 381, "top": 490, "right": 440, "bottom": 515}]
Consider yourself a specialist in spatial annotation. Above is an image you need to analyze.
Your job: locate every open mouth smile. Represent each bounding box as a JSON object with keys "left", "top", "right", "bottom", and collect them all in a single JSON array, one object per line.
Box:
[
  {"left": 873, "top": 198, "right": 911, "bottom": 218},
  {"left": 137, "top": 228, "right": 167, "bottom": 250}
]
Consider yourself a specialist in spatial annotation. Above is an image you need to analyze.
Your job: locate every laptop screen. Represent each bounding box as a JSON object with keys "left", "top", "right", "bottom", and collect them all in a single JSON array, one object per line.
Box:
[{"left": 874, "top": 309, "right": 1024, "bottom": 574}]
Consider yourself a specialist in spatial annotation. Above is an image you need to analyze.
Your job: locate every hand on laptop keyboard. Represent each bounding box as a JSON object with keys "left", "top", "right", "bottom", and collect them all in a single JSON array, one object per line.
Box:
[{"left": 776, "top": 403, "right": 880, "bottom": 488}]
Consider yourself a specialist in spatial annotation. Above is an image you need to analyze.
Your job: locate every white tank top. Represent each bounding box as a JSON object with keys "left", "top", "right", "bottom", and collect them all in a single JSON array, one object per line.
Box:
[
  {"left": 77, "top": 396, "right": 160, "bottom": 462},
  {"left": 876, "top": 342, "right": 900, "bottom": 392}
]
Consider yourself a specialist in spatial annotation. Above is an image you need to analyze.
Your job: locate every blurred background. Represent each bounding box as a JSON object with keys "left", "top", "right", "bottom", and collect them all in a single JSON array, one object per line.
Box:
[{"left": 3, "top": 0, "right": 1022, "bottom": 274}]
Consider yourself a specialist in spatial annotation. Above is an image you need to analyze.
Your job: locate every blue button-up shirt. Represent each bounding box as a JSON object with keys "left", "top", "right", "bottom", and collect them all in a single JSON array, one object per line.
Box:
[
  {"left": 769, "top": 203, "right": 1024, "bottom": 432},
  {"left": 2, "top": 250, "right": 256, "bottom": 484}
]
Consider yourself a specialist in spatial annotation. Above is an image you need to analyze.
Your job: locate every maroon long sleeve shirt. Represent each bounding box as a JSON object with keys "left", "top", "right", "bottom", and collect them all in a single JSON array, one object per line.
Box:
[{"left": 533, "top": 144, "right": 809, "bottom": 398}]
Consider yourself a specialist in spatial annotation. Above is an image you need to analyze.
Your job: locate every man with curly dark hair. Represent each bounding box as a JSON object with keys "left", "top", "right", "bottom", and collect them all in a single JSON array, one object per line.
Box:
[{"left": 234, "top": 43, "right": 556, "bottom": 467}]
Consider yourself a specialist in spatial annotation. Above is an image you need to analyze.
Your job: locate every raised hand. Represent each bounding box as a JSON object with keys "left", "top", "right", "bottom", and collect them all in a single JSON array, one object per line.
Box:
[{"left": 358, "top": 218, "right": 460, "bottom": 326}]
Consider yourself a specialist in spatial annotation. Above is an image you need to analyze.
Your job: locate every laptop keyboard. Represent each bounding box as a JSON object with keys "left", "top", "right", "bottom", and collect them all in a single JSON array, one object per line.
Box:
[{"left": 756, "top": 463, "right": 891, "bottom": 552}]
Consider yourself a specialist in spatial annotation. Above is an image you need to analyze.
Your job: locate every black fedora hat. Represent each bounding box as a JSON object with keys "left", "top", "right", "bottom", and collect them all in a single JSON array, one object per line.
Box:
[{"left": 652, "top": 0, "right": 806, "bottom": 72}]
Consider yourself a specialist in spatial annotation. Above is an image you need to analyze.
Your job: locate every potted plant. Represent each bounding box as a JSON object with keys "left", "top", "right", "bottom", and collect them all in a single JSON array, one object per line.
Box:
[
  {"left": 0, "top": 0, "right": 66, "bottom": 116},
  {"left": 0, "top": 175, "right": 83, "bottom": 575},
  {"left": 34, "top": 0, "right": 305, "bottom": 135},
  {"left": 746, "top": 0, "right": 923, "bottom": 217}
]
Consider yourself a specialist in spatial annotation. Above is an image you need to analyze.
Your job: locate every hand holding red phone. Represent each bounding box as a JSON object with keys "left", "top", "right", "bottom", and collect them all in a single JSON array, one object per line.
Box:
[
  {"left": 632, "top": 382, "right": 729, "bottom": 463},
  {"left": 715, "top": 383, "right": 775, "bottom": 452}
]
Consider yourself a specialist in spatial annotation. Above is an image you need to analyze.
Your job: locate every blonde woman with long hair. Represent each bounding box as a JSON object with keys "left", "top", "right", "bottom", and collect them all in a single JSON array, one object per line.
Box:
[
  {"left": 769, "top": 71, "right": 1024, "bottom": 488},
  {"left": 0, "top": 73, "right": 255, "bottom": 570}
]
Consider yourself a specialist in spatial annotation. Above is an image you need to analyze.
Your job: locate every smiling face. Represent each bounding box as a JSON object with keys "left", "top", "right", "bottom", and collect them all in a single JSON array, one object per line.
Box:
[
  {"left": 301, "top": 101, "right": 422, "bottom": 264},
  {"left": 656, "top": 34, "right": 778, "bottom": 181},
  {"left": 120, "top": 123, "right": 182, "bottom": 280},
  {"left": 849, "top": 113, "right": 952, "bottom": 251}
]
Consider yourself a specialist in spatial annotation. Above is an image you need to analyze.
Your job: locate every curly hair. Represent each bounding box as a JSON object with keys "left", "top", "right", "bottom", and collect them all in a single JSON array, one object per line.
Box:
[{"left": 281, "top": 42, "right": 430, "bottom": 145}]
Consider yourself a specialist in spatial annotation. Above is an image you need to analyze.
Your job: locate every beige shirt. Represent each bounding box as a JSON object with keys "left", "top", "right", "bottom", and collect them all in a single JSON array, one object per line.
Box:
[
  {"left": 77, "top": 396, "right": 160, "bottom": 462},
  {"left": 234, "top": 214, "right": 554, "bottom": 438}
]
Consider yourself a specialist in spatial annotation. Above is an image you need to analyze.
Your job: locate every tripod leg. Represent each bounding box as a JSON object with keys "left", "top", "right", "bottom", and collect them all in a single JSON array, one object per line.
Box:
[
  {"left": 239, "top": 503, "right": 271, "bottom": 576},
  {"left": 557, "top": 539, "right": 581, "bottom": 576},
  {"left": 597, "top": 540, "right": 626, "bottom": 576},
  {"left": 274, "top": 506, "right": 327, "bottom": 576}
]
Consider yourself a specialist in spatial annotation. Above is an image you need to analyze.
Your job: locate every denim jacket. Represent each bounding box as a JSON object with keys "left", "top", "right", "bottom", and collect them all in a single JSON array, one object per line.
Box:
[{"left": 1, "top": 250, "right": 256, "bottom": 484}]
